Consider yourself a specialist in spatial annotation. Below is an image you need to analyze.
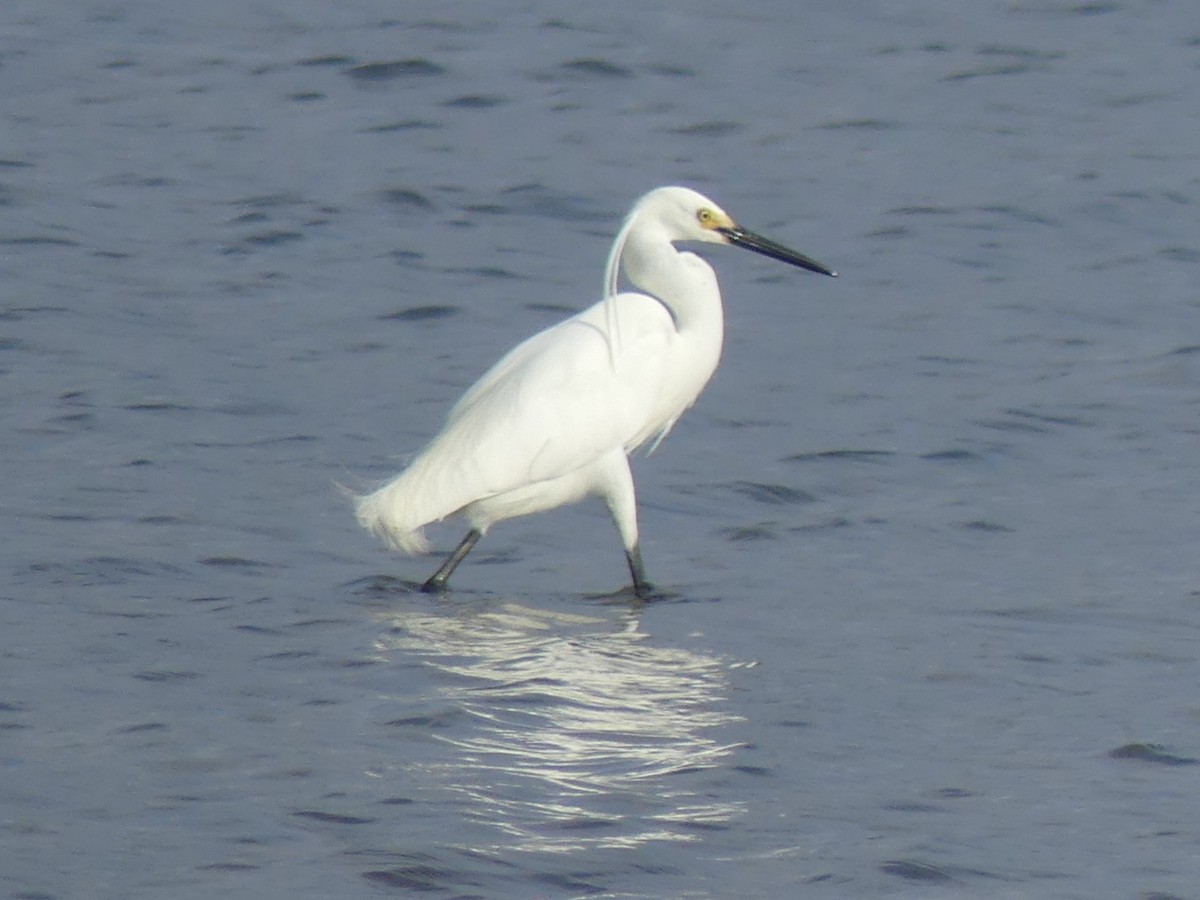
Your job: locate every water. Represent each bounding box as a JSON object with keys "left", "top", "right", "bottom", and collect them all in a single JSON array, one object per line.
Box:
[{"left": 3, "top": 1, "right": 1200, "bottom": 897}]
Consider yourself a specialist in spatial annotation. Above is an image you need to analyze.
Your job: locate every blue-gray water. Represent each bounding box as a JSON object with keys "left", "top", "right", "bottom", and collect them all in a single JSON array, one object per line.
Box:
[{"left": 4, "top": 2, "right": 1200, "bottom": 897}]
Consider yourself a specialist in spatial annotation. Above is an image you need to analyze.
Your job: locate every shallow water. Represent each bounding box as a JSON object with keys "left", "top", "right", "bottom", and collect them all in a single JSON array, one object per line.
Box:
[{"left": 3, "top": 1, "right": 1200, "bottom": 897}]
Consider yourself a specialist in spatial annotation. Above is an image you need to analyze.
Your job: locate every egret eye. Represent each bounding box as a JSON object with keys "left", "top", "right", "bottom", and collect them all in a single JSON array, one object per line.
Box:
[{"left": 697, "top": 208, "right": 716, "bottom": 228}]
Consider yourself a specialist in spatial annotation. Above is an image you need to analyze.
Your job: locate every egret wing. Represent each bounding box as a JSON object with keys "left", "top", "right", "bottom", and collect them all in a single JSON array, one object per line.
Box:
[{"left": 434, "top": 295, "right": 675, "bottom": 497}]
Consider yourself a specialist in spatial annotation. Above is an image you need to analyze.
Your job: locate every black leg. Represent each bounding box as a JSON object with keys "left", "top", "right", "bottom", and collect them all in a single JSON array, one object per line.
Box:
[
  {"left": 625, "top": 542, "right": 653, "bottom": 599},
  {"left": 421, "top": 529, "right": 482, "bottom": 593}
]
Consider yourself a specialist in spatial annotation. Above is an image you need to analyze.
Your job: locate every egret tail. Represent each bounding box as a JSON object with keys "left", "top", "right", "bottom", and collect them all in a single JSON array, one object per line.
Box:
[{"left": 354, "top": 484, "right": 432, "bottom": 555}]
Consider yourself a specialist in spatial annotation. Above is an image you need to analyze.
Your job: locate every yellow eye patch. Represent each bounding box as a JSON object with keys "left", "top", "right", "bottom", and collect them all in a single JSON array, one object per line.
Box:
[{"left": 696, "top": 207, "right": 733, "bottom": 230}]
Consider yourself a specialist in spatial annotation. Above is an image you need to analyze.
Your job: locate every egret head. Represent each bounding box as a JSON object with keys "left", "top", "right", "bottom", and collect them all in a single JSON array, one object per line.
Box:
[
  {"left": 635, "top": 186, "right": 736, "bottom": 244},
  {"left": 604, "top": 185, "right": 835, "bottom": 304},
  {"left": 639, "top": 186, "right": 837, "bottom": 277}
]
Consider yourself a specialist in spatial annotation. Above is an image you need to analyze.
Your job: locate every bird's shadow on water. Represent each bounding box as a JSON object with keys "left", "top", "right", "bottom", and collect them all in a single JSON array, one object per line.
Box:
[{"left": 344, "top": 570, "right": 746, "bottom": 854}]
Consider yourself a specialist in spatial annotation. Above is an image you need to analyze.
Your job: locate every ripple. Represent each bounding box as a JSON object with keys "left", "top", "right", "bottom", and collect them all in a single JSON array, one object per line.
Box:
[
  {"left": 977, "top": 44, "right": 1066, "bottom": 61},
  {"left": 880, "top": 859, "right": 953, "bottom": 882},
  {"left": 378, "top": 304, "right": 459, "bottom": 322},
  {"left": 362, "top": 864, "right": 461, "bottom": 892},
  {"left": 199, "top": 862, "right": 258, "bottom": 872},
  {"left": 730, "top": 481, "right": 817, "bottom": 505},
  {"left": 241, "top": 229, "right": 305, "bottom": 247},
  {"left": 0, "top": 235, "right": 79, "bottom": 247},
  {"left": 345, "top": 59, "right": 445, "bottom": 82},
  {"left": 291, "top": 809, "right": 375, "bottom": 825},
  {"left": 296, "top": 54, "right": 355, "bottom": 68},
  {"left": 134, "top": 670, "right": 202, "bottom": 682},
  {"left": 890, "top": 204, "right": 958, "bottom": 216},
  {"left": 976, "top": 407, "right": 1098, "bottom": 434},
  {"left": 921, "top": 448, "right": 982, "bottom": 462},
  {"left": 443, "top": 264, "right": 521, "bottom": 280},
  {"left": 23, "top": 556, "right": 186, "bottom": 587},
  {"left": 1108, "top": 743, "right": 1199, "bottom": 766},
  {"left": 379, "top": 187, "right": 434, "bottom": 209},
  {"left": 960, "top": 519, "right": 1015, "bottom": 533},
  {"left": 785, "top": 448, "right": 893, "bottom": 463},
  {"left": 943, "top": 62, "right": 1034, "bottom": 81},
  {"left": 1071, "top": 1, "right": 1120, "bottom": 14},
  {"left": 198, "top": 555, "right": 277, "bottom": 570},
  {"left": 558, "top": 58, "right": 634, "bottom": 79},
  {"left": 667, "top": 121, "right": 742, "bottom": 137},
  {"left": 1009, "top": 407, "right": 1096, "bottom": 426},
  {"left": 648, "top": 63, "right": 696, "bottom": 77},
  {"left": 496, "top": 184, "right": 610, "bottom": 222},
  {"left": 1160, "top": 247, "right": 1200, "bottom": 263},
  {"left": 816, "top": 118, "right": 897, "bottom": 130},
  {"left": 441, "top": 94, "right": 507, "bottom": 109},
  {"left": 123, "top": 400, "right": 193, "bottom": 413},
  {"left": 721, "top": 524, "right": 778, "bottom": 542},
  {"left": 978, "top": 204, "right": 1062, "bottom": 227},
  {"left": 361, "top": 119, "right": 441, "bottom": 133},
  {"left": 344, "top": 573, "right": 420, "bottom": 596}
]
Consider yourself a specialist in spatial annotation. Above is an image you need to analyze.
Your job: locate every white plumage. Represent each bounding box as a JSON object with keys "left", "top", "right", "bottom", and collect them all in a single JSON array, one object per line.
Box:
[{"left": 355, "top": 185, "right": 834, "bottom": 595}]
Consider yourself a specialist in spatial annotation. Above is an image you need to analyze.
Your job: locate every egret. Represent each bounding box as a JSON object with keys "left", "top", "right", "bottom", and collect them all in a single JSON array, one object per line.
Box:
[{"left": 355, "top": 185, "right": 835, "bottom": 596}]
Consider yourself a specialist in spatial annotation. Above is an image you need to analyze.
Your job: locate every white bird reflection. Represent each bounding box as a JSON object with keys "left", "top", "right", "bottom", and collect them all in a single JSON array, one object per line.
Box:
[{"left": 374, "top": 600, "right": 745, "bottom": 852}]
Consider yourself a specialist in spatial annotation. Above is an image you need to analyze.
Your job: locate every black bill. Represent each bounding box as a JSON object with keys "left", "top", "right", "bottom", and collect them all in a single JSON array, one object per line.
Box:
[{"left": 719, "top": 226, "right": 837, "bottom": 277}]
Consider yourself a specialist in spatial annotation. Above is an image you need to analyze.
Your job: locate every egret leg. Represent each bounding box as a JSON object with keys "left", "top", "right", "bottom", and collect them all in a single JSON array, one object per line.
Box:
[
  {"left": 595, "top": 450, "right": 651, "bottom": 597},
  {"left": 421, "top": 529, "right": 482, "bottom": 593},
  {"left": 626, "top": 542, "right": 653, "bottom": 599}
]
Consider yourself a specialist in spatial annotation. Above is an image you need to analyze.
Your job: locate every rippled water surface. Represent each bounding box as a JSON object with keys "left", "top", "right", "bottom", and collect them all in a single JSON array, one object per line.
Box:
[{"left": 4, "top": 1, "right": 1200, "bottom": 897}]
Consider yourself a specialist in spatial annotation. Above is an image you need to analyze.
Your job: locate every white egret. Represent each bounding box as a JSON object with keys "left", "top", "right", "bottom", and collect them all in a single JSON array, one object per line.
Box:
[{"left": 355, "top": 185, "right": 835, "bottom": 596}]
